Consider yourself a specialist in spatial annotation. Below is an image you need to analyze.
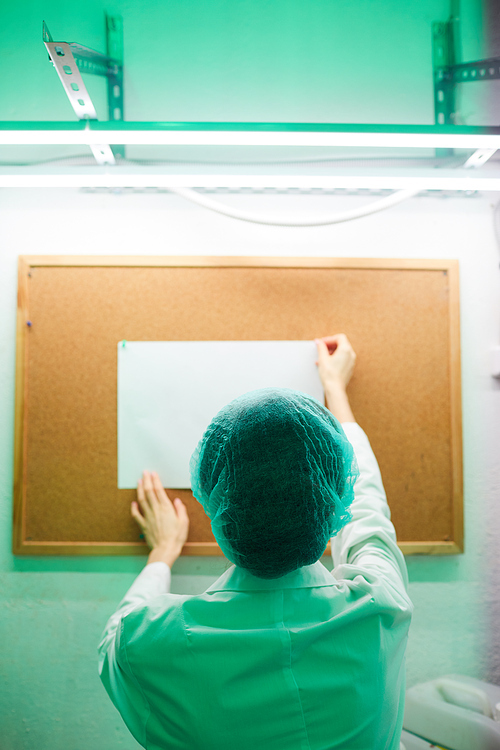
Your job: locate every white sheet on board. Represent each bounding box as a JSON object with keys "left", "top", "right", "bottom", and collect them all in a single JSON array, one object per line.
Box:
[{"left": 117, "top": 340, "right": 324, "bottom": 489}]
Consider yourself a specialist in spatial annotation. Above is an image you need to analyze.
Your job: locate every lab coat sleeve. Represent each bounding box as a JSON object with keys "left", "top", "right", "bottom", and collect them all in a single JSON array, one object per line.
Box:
[
  {"left": 330, "top": 422, "right": 410, "bottom": 597},
  {"left": 97, "top": 562, "right": 171, "bottom": 746}
]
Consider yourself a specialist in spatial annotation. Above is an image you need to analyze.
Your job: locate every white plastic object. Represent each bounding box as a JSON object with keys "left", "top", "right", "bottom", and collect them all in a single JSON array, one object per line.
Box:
[
  {"left": 400, "top": 728, "right": 447, "bottom": 749},
  {"left": 491, "top": 346, "right": 500, "bottom": 378},
  {"left": 404, "top": 674, "right": 500, "bottom": 750}
]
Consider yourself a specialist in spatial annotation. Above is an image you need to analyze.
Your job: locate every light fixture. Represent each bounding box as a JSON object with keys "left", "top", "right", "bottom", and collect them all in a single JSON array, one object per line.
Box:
[
  {"left": 1, "top": 122, "right": 500, "bottom": 149},
  {"left": 0, "top": 167, "right": 499, "bottom": 191}
]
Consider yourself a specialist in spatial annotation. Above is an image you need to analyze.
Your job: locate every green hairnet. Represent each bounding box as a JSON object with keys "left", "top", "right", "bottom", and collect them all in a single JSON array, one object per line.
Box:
[{"left": 189, "top": 387, "right": 359, "bottom": 579}]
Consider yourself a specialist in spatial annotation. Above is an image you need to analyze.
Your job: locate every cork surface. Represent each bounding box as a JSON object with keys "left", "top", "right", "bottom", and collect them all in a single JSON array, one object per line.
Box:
[{"left": 18, "top": 261, "right": 459, "bottom": 553}]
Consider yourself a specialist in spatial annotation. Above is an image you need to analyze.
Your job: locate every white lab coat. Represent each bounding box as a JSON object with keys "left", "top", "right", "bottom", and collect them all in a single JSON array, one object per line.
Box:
[{"left": 99, "top": 422, "right": 413, "bottom": 749}]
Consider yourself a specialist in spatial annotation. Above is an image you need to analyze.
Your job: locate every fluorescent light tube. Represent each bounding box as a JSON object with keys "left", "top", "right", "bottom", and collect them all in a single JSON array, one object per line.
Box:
[{"left": 1, "top": 123, "right": 500, "bottom": 149}]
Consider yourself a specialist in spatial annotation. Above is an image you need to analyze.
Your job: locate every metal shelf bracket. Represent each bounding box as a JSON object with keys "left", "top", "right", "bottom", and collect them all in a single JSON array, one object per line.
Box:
[
  {"left": 433, "top": 17, "right": 500, "bottom": 163},
  {"left": 43, "top": 16, "right": 124, "bottom": 164}
]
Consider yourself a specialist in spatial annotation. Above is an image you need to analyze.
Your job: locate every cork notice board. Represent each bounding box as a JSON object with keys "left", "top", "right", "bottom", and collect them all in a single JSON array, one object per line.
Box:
[{"left": 13, "top": 256, "right": 463, "bottom": 557}]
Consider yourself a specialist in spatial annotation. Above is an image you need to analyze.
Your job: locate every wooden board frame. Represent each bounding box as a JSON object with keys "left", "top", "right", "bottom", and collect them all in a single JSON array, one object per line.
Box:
[{"left": 13, "top": 255, "right": 463, "bottom": 557}]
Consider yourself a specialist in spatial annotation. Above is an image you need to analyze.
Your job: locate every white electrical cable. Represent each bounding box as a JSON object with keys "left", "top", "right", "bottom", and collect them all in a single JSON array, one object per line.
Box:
[{"left": 168, "top": 186, "right": 419, "bottom": 226}]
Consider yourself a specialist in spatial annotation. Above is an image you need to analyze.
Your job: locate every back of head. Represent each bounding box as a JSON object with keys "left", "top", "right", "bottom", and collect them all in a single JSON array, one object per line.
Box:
[{"left": 189, "top": 387, "right": 359, "bottom": 579}]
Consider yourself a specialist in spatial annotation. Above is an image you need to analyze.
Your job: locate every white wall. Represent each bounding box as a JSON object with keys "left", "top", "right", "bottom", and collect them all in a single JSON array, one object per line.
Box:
[{"left": 1, "top": 186, "right": 500, "bottom": 691}]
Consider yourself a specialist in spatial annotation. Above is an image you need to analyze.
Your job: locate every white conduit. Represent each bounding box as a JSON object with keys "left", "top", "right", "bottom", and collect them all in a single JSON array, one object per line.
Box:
[{"left": 169, "top": 187, "right": 419, "bottom": 227}]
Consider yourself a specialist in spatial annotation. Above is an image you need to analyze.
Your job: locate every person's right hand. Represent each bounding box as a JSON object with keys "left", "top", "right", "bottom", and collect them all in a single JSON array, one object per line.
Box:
[{"left": 314, "top": 334, "right": 357, "bottom": 391}]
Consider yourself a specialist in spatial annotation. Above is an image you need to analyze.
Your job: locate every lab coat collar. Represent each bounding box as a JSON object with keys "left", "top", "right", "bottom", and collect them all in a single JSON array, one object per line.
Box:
[{"left": 206, "top": 560, "right": 338, "bottom": 593}]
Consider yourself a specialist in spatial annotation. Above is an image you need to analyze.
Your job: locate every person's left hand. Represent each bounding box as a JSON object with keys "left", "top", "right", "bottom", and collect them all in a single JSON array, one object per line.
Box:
[{"left": 132, "top": 470, "right": 189, "bottom": 566}]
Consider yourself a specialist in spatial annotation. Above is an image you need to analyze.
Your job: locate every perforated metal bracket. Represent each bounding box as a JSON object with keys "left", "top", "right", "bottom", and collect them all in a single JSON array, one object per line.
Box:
[
  {"left": 463, "top": 148, "right": 497, "bottom": 168},
  {"left": 432, "top": 20, "right": 457, "bottom": 128},
  {"left": 432, "top": 19, "right": 458, "bottom": 158},
  {"left": 432, "top": 18, "right": 500, "bottom": 159},
  {"left": 43, "top": 18, "right": 124, "bottom": 164}
]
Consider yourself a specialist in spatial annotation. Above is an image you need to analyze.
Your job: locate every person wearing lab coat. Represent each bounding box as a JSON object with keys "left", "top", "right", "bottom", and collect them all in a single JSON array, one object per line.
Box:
[{"left": 98, "top": 333, "right": 413, "bottom": 750}]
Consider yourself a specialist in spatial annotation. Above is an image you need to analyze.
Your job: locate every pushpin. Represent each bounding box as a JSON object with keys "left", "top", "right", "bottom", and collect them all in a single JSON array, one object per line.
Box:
[
  {"left": 122, "top": 339, "right": 126, "bottom": 347},
  {"left": 27, "top": 321, "right": 32, "bottom": 327}
]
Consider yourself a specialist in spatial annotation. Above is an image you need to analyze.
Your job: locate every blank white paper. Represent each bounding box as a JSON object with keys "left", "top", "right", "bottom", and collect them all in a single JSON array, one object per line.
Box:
[{"left": 118, "top": 340, "right": 324, "bottom": 489}]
